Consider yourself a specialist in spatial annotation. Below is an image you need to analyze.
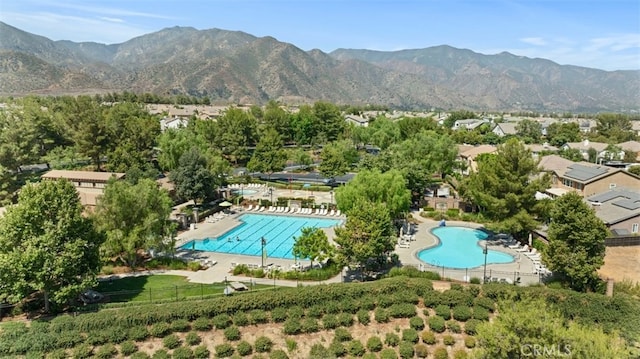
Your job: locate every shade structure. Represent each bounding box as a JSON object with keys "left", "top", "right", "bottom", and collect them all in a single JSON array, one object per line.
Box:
[{"left": 219, "top": 201, "right": 233, "bottom": 207}]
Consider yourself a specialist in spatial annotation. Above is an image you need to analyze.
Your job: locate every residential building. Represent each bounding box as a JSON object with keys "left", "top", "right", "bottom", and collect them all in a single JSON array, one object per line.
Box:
[
  {"left": 345, "top": 115, "right": 369, "bottom": 127},
  {"left": 160, "top": 117, "right": 189, "bottom": 131},
  {"left": 526, "top": 143, "right": 558, "bottom": 158},
  {"left": 561, "top": 139, "right": 609, "bottom": 161},
  {"left": 453, "top": 118, "right": 490, "bottom": 131},
  {"left": 545, "top": 161, "right": 640, "bottom": 198},
  {"left": 586, "top": 189, "right": 640, "bottom": 235},
  {"left": 491, "top": 122, "right": 518, "bottom": 137},
  {"left": 458, "top": 145, "right": 498, "bottom": 174},
  {"left": 617, "top": 140, "right": 640, "bottom": 162},
  {"left": 41, "top": 170, "right": 126, "bottom": 208}
]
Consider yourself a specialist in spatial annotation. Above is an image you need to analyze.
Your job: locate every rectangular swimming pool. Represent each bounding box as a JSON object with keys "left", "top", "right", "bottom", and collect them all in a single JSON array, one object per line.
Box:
[{"left": 181, "top": 213, "right": 342, "bottom": 259}]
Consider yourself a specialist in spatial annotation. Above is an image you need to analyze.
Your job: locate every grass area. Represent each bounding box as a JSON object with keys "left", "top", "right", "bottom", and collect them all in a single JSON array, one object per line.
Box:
[{"left": 95, "top": 275, "right": 270, "bottom": 303}]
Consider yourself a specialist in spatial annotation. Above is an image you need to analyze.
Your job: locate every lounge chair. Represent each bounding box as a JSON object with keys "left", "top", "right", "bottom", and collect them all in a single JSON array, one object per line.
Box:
[
  {"left": 328, "top": 209, "right": 335, "bottom": 216},
  {"left": 507, "top": 242, "right": 522, "bottom": 250},
  {"left": 246, "top": 204, "right": 253, "bottom": 211},
  {"left": 335, "top": 210, "right": 341, "bottom": 216},
  {"left": 258, "top": 206, "right": 265, "bottom": 212},
  {"left": 515, "top": 245, "right": 530, "bottom": 252}
]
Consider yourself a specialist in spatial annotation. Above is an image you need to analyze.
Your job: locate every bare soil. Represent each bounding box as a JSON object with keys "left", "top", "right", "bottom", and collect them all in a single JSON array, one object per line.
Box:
[{"left": 598, "top": 246, "right": 640, "bottom": 284}]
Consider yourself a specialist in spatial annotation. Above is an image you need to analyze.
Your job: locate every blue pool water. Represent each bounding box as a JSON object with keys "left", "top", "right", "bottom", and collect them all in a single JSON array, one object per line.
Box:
[
  {"left": 181, "top": 214, "right": 341, "bottom": 259},
  {"left": 417, "top": 227, "right": 514, "bottom": 269},
  {"left": 233, "top": 189, "right": 258, "bottom": 196}
]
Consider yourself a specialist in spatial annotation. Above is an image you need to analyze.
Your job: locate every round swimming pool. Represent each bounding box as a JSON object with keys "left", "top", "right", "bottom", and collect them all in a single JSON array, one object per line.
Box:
[
  {"left": 418, "top": 226, "right": 514, "bottom": 269},
  {"left": 233, "top": 189, "right": 258, "bottom": 196}
]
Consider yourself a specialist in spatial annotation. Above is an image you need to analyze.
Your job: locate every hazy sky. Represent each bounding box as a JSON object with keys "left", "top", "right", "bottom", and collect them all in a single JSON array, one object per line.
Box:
[{"left": 1, "top": 0, "right": 639, "bottom": 71}]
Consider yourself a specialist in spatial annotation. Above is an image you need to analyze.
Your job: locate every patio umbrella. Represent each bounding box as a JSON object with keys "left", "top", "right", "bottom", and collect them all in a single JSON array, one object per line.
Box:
[{"left": 219, "top": 201, "right": 233, "bottom": 207}]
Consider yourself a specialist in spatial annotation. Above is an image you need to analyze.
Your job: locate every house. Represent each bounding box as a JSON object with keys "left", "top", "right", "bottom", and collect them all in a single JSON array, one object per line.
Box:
[
  {"left": 160, "top": 117, "right": 189, "bottom": 131},
  {"left": 458, "top": 145, "right": 498, "bottom": 174},
  {"left": 526, "top": 143, "right": 558, "bottom": 158},
  {"left": 545, "top": 161, "right": 640, "bottom": 198},
  {"left": 453, "top": 119, "right": 490, "bottom": 131},
  {"left": 631, "top": 121, "right": 640, "bottom": 136},
  {"left": 617, "top": 140, "right": 640, "bottom": 162},
  {"left": 345, "top": 115, "right": 369, "bottom": 127},
  {"left": 586, "top": 189, "right": 640, "bottom": 235},
  {"left": 41, "top": 170, "right": 126, "bottom": 208},
  {"left": 492, "top": 122, "right": 518, "bottom": 137},
  {"left": 561, "top": 140, "right": 609, "bottom": 161}
]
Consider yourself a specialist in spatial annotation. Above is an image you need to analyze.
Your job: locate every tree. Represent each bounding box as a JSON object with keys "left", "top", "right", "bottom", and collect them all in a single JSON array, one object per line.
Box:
[
  {"left": 0, "top": 180, "right": 103, "bottom": 312},
  {"left": 335, "top": 169, "right": 411, "bottom": 220},
  {"left": 558, "top": 148, "right": 585, "bottom": 162},
  {"left": 318, "top": 140, "right": 359, "bottom": 179},
  {"left": 292, "top": 147, "right": 313, "bottom": 169},
  {"left": 595, "top": 113, "right": 635, "bottom": 143},
  {"left": 216, "top": 107, "right": 257, "bottom": 164},
  {"left": 247, "top": 127, "right": 287, "bottom": 179},
  {"left": 313, "top": 101, "right": 345, "bottom": 142},
  {"left": 262, "top": 100, "right": 291, "bottom": 142},
  {"left": 170, "top": 147, "right": 215, "bottom": 204},
  {"left": 94, "top": 178, "right": 175, "bottom": 268},
  {"left": 475, "top": 298, "right": 627, "bottom": 359},
  {"left": 602, "top": 144, "right": 622, "bottom": 161},
  {"left": 545, "top": 122, "right": 581, "bottom": 147},
  {"left": 61, "top": 96, "right": 109, "bottom": 171},
  {"left": 515, "top": 119, "right": 543, "bottom": 143},
  {"left": 292, "top": 227, "right": 334, "bottom": 268},
  {"left": 544, "top": 192, "right": 607, "bottom": 292},
  {"left": 627, "top": 165, "right": 640, "bottom": 176},
  {"left": 334, "top": 198, "right": 395, "bottom": 270}
]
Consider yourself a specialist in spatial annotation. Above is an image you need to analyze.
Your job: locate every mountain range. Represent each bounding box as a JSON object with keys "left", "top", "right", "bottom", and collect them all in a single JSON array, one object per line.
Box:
[{"left": 1, "top": 21, "right": 638, "bottom": 112}]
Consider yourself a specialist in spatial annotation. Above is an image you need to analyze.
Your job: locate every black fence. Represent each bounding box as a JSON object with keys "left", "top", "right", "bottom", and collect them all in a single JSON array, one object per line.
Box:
[{"left": 605, "top": 236, "right": 640, "bottom": 247}]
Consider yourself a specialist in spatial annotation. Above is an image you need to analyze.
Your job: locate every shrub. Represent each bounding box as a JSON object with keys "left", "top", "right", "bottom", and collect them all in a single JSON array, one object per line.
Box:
[
  {"left": 47, "top": 349, "right": 68, "bottom": 359},
  {"left": 171, "top": 319, "right": 191, "bottom": 332},
  {"left": 464, "top": 319, "right": 480, "bottom": 335},
  {"left": 359, "top": 296, "right": 376, "bottom": 310},
  {"left": 337, "top": 312, "right": 354, "bottom": 327},
  {"left": 374, "top": 308, "right": 390, "bottom": 323},
  {"left": 428, "top": 316, "right": 446, "bottom": 333},
  {"left": 213, "top": 314, "right": 233, "bottom": 329},
  {"left": 150, "top": 322, "right": 172, "bottom": 338},
  {"left": 363, "top": 353, "right": 377, "bottom": 359},
  {"left": 72, "top": 344, "right": 93, "bottom": 359},
  {"left": 234, "top": 312, "right": 249, "bottom": 326},
  {"left": 120, "top": 340, "right": 138, "bottom": 356},
  {"left": 233, "top": 264, "right": 248, "bottom": 275},
  {"left": 302, "top": 318, "right": 319, "bottom": 333},
  {"left": 389, "top": 303, "right": 417, "bottom": 318},
  {"left": 473, "top": 297, "right": 495, "bottom": 312},
  {"left": 324, "top": 301, "right": 342, "bottom": 314},
  {"left": 433, "top": 346, "right": 449, "bottom": 359},
  {"left": 334, "top": 327, "right": 352, "bottom": 342},
  {"left": 285, "top": 338, "right": 297, "bottom": 353},
  {"left": 446, "top": 320, "right": 461, "bottom": 333},
  {"left": 421, "top": 331, "right": 437, "bottom": 345},
  {"left": 94, "top": 343, "right": 118, "bottom": 359},
  {"left": 282, "top": 318, "right": 302, "bottom": 335},
  {"left": 340, "top": 298, "right": 359, "bottom": 314},
  {"left": 306, "top": 304, "right": 324, "bottom": 318},
  {"left": 384, "top": 332, "right": 400, "bottom": 347},
  {"left": 287, "top": 306, "right": 304, "bottom": 319},
  {"left": 440, "top": 289, "right": 474, "bottom": 307},
  {"left": 356, "top": 309, "right": 370, "bottom": 325},
  {"left": 415, "top": 343, "right": 429, "bottom": 358},
  {"left": 215, "top": 343, "right": 235, "bottom": 358},
  {"left": 309, "top": 344, "right": 330, "bottom": 359},
  {"left": 347, "top": 340, "right": 366, "bottom": 357},
  {"left": 380, "top": 348, "right": 398, "bottom": 359},
  {"left": 452, "top": 306, "right": 473, "bottom": 322},
  {"left": 236, "top": 340, "right": 253, "bottom": 356},
  {"left": 254, "top": 336, "right": 273, "bottom": 353},
  {"left": 249, "top": 309, "right": 269, "bottom": 324},
  {"left": 328, "top": 339, "right": 345, "bottom": 357},
  {"left": 466, "top": 285, "right": 481, "bottom": 298},
  {"left": 107, "top": 329, "right": 128, "bottom": 344},
  {"left": 399, "top": 341, "right": 415, "bottom": 359},
  {"left": 194, "top": 345, "right": 210, "bottom": 359},
  {"left": 172, "top": 346, "right": 194, "bottom": 359},
  {"left": 469, "top": 277, "right": 481, "bottom": 284},
  {"left": 410, "top": 316, "right": 425, "bottom": 331},
  {"left": 163, "top": 334, "right": 181, "bottom": 349},
  {"left": 128, "top": 326, "right": 149, "bottom": 341},
  {"left": 269, "top": 349, "right": 289, "bottom": 359},
  {"left": 85, "top": 330, "right": 109, "bottom": 345},
  {"left": 270, "top": 307, "right": 288, "bottom": 323},
  {"left": 443, "top": 334, "right": 456, "bottom": 346},
  {"left": 185, "top": 331, "right": 201, "bottom": 346},
  {"left": 321, "top": 314, "right": 338, "bottom": 330},
  {"left": 450, "top": 283, "right": 464, "bottom": 291},
  {"left": 56, "top": 330, "right": 84, "bottom": 348},
  {"left": 130, "top": 353, "right": 151, "bottom": 359},
  {"left": 423, "top": 291, "right": 442, "bottom": 308},
  {"left": 464, "top": 336, "right": 476, "bottom": 348},
  {"left": 151, "top": 349, "right": 170, "bottom": 359},
  {"left": 224, "top": 326, "right": 242, "bottom": 341},
  {"left": 191, "top": 317, "right": 212, "bottom": 331},
  {"left": 435, "top": 304, "right": 451, "bottom": 319},
  {"left": 453, "top": 349, "right": 468, "bottom": 359},
  {"left": 402, "top": 328, "right": 419, "bottom": 344},
  {"left": 366, "top": 336, "right": 383, "bottom": 352},
  {"left": 473, "top": 306, "right": 490, "bottom": 321}
]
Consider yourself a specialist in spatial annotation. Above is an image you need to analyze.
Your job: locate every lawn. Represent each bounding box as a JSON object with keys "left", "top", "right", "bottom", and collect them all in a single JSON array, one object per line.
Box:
[{"left": 94, "top": 275, "right": 268, "bottom": 303}]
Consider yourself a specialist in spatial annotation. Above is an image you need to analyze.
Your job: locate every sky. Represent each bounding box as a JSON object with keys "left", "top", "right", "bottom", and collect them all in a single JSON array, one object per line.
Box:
[{"left": 1, "top": 0, "right": 639, "bottom": 71}]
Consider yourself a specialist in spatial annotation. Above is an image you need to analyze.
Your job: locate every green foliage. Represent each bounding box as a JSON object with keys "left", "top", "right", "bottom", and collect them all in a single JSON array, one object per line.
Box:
[
  {"left": 292, "top": 227, "right": 333, "bottom": 269},
  {"left": 415, "top": 343, "right": 429, "bottom": 358},
  {"left": 127, "top": 326, "right": 149, "bottom": 341},
  {"left": 151, "top": 349, "right": 170, "bottom": 359},
  {"left": 464, "top": 319, "right": 480, "bottom": 336},
  {"left": 380, "top": 348, "right": 398, "bottom": 359},
  {"left": 269, "top": 349, "right": 289, "bottom": 359},
  {"left": 453, "top": 349, "right": 468, "bottom": 359},
  {"left": 398, "top": 341, "right": 415, "bottom": 359},
  {"left": 247, "top": 126, "right": 287, "bottom": 176},
  {"left": 452, "top": 306, "right": 473, "bottom": 322},
  {"left": 285, "top": 338, "right": 297, "bottom": 353},
  {"left": 282, "top": 318, "right": 302, "bottom": 335},
  {"left": 224, "top": 326, "right": 242, "bottom": 341},
  {"left": 318, "top": 139, "right": 359, "bottom": 178},
  {"left": 193, "top": 345, "right": 210, "bottom": 359},
  {"left": 429, "top": 316, "right": 446, "bottom": 333},
  {"left": 236, "top": 340, "right": 253, "bottom": 356},
  {"left": 301, "top": 318, "right": 319, "bottom": 333},
  {"left": 387, "top": 266, "right": 441, "bottom": 280},
  {"left": 433, "top": 346, "right": 449, "bottom": 359},
  {"left": 472, "top": 306, "right": 490, "bottom": 321},
  {"left": 329, "top": 339, "right": 346, "bottom": 357},
  {"left": 435, "top": 304, "right": 451, "bottom": 319},
  {"left": 356, "top": 309, "right": 370, "bottom": 325},
  {"left": 249, "top": 309, "right": 269, "bottom": 325},
  {"left": 464, "top": 336, "right": 476, "bottom": 348},
  {"left": 172, "top": 346, "right": 194, "bottom": 359},
  {"left": 308, "top": 343, "right": 331, "bottom": 359},
  {"left": 95, "top": 343, "right": 117, "bottom": 359},
  {"left": 150, "top": 322, "right": 172, "bottom": 338},
  {"left": 334, "top": 327, "right": 352, "bottom": 342},
  {"left": 185, "top": 331, "right": 201, "bottom": 346},
  {"left": 171, "top": 319, "right": 191, "bottom": 332},
  {"left": 421, "top": 330, "right": 437, "bottom": 345},
  {"left": 215, "top": 343, "right": 236, "bottom": 358},
  {"left": 131, "top": 352, "right": 151, "bottom": 359},
  {"left": 192, "top": 317, "right": 212, "bottom": 331},
  {"left": 409, "top": 316, "right": 425, "bottom": 331},
  {"left": 443, "top": 334, "right": 456, "bottom": 346},
  {"left": 388, "top": 303, "right": 417, "bottom": 318},
  {"left": 366, "top": 336, "right": 383, "bottom": 352},
  {"left": 346, "top": 339, "right": 366, "bottom": 357},
  {"left": 402, "top": 328, "right": 419, "bottom": 344},
  {"left": 213, "top": 314, "right": 234, "bottom": 329},
  {"left": 120, "top": 340, "right": 137, "bottom": 356},
  {"left": 473, "top": 297, "right": 495, "bottom": 312},
  {"left": 170, "top": 147, "right": 215, "bottom": 204},
  {"left": 322, "top": 314, "right": 339, "bottom": 330},
  {"left": 162, "top": 334, "right": 181, "bottom": 349},
  {"left": 374, "top": 308, "right": 390, "bottom": 323},
  {"left": 270, "top": 308, "right": 288, "bottom": 323},
  {"left": 384, "top": 332, "right": 400, "bottom": 347},
  {"left": 106, "top": 329, "right": 127, "bottom": 344},
  {"left": 336, "top": 312, "right": 354, "bottom": 327},
  {"left": 233, "top": 311, "right": 249, "bottom": 327},
  {"left": 72, "top": 344, "right": 93, "bottom": 359},
  {"left": 546, "top": 192, "right": 608, "bottom": 292},
  {"left": 446, "top": 320, "right": 462, "bottom": 333}
]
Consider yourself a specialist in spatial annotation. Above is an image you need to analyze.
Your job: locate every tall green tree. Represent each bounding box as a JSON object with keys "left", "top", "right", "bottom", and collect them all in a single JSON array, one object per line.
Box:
[
  {"left": 292, "top": 227, "right": 334, "bottom": 268},
  {"left": 170, "top": 147, "right": 215, "bottom": 204},
  {"left": 262, "top": 100, "right": 291, "bottom": 142},
  {"left": 544, "top": 192, "right": 607, "bottom": 292},
  {"left": 335, "top": 169, "right": 411, "bottom": 220},
  {"left": 247, "top": 127, "right": 287, "bottom": 179},
  {"left": 334, "top": 198, "right": 395, "bottom": 270},
  {"left": 515, "top": 119, "right": 543, "bottom": 143},
  {"left": 558, "top": 148, "right": 585, "bottom": 162},
  {"left": 545, "top": 122, "right": 581, "bottom": 147},
  {"left": 0, "top": 180, "right": 104, "bottom": 312},
  {"left": 313, "top": 101, "right": 345, "bottom": 142},
  {"left": 595, "top": 113, "right": 635, "bottom": 143},
  {"left": 318, "top": 140, "right": 359, "bottom": 179},
  {"left": 216, "top": 107, "right": 257, "bottom": 164},
  {"left": 61, "top": 96, "right": 109, "bottom": 171},
  {"left": 94, "top": 178, "right": 175, "bottom": 268}
]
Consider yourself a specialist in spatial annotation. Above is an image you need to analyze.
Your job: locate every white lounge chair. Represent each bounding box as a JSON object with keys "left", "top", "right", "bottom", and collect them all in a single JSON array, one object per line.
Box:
[
  {"left": 246, "top": 204, "right": 253, "bottom": 211},
  {"left": 335, "top": 210, "right": 341, "bottom": 216},
  {"left": 515, "top": 245, "right": 530, "bottom": 252},
  {"left": 508, "top": 242, "right": 522, "bottom": 250},
  {"left": 258, "top": 206, "right": 265, "bottom": 212},
  {"left": 328, "top": 209, "right": 335, "bottom": 216}
]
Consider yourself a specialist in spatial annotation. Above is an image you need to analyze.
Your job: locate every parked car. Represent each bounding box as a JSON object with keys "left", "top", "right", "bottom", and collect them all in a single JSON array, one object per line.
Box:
[{"left": 79, "top": 289, "right": 104, "bottom": 305}]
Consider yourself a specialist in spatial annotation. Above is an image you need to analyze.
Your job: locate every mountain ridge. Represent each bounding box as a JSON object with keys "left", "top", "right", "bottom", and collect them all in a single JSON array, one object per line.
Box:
[{"left": 0, "top": 22, "right": 638, "bottom": 112}]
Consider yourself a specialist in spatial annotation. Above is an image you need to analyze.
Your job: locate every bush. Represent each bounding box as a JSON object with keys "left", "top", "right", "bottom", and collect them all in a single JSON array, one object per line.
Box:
[
  {"left": 334, "top": 327, "right": 352, "bottom": 342},
  {"left": 421, "top": 330, "right": 437, "bottom": 345},
  {"left": 435, "top": 304, "right": 451, "bottom": 319},
  {"left": 443, "top": 334, "right": 456, "bottom": 346},
  {"left": 384, "top": 332, "right": 400, "bottom": 347},
  {"left": 464, "top": 336, "right": 476, "bottom": 348},
  {"left": 128, "top": 326, "right": 150, "bottom": 341},
  {"left": 337, "top": 312, "right": 354, "bottom": 327},
  {"left": 234, "top": 312, "right": 249, "bottom": 326},
  {"left": 224, "top": 326, "right": 242, "bottom": 341},
  {"left": 440, "top": 289, "right": 474, "bottom": 307},
  {"left": 472, "top": 306, "right": 490, "bottom": 321},
  {"left": 433, "top": 346, "right": 449, "bottom": 359},
  {"left": 254, "top": 336, "right": 273, "bottom": 353},
  {"left": 150, "top": 322, "right": 172, "bottom": 338},
  {"left": 347, "top": 340, "right": 366, "bottom": 357},
  {"left": 402, "top": 328, "right": 419, "bottom": 344},
  {"left": 415, "top": 343, "right": 429, "bottom": 358},
  {"left": 194, "top": 345, "right": 210, "bottom": 359},
  {"left": 172, "top": 346, "right": 194, "bottom": 359},
  {"left": 107, "top": 329, "right": 128, "bottom": 344},
  {"left": 130, "top": 352, "right": 151, "bottom": 359},
  {"left": 423, "top": 291, "right": 442, "bottom": 308},
  {"left": 236, "top": 340, "right": 253, "bottom": 356},
  {"left": 473, "top": 297, "right": 495, "bottom": 312},
  {"left": 287, "top": 306, "right": 304, "bottom": 319},
  {"left": 233, "top": 264, "right": 248, "bottom": 275},
  {"left": 380, "top": 348, "right": 398, "bottom": 359},
  {"left": 270, "top": 307, "right": 288, "bottom": 323},
  {"left": 213, "top": 314, "right": 234, "bottom": 329},
  {"left": 366, "top": 336, "right": 383, "bottom": 352},
  {"left": 47, "top": 349, "right": 68, "bottom": 359},
  {"left": 72, "top": 344, "right": 93, "bottom": 359},
  {"left": 446, "top": 320, "right": 462, "bottom": 333},
  {"left": 282, "top": 318, "right": 302, "bottom": 335},
  {"left": 215, "top": 343, "right": 235, "bottom": 358},
  {"left": 428, "top": 316, "right": 446, "bottom": 333},
  {"left": 306, "top": 304, "right": 323, "bottom": 318},
  {"left": 356, "top": 309, "right": 370, "bottom": 325},
  {"left": 309, "top": 344, "right": 330, "bottom": 359},
  {"left": 94, "top": 343, "right": 118, "bottom": 359},
  {"left": 269, "top": 349, "right": 289, "bottom": 359},
  {"left": 120, "top": 340, "right": 138, "bottom": 356},
  {"left": 389, "top": 303, "right": 417, "bottom": 318},
  {"left": 171, "top": 319, "right": 191, "bottom": 332},
  {"left": 85, "top": 330, "right": 108, "bottom": 345},
  {"left": 151, "top": 349, "right": 170, "bottom": 359},
  {"left": 329, "top": 340, "right": 346, "bottom": 357},
  {"left": 464, "top": 319, "right": 480, "bottom": 335},
  {"left": 340, "top": 298, "right": 359, "bottom": 314},
  {"left": 322, "top": 314, "right": 338, "bottom": 330},
  {"left": 452, "top": 306, "right": 473, "bottom": 322},
  {"left": 399, "top": 341, "right": 415, "bottom": 359},
  {"left": 163, "top": 334, "right": 181, "bottom": 349},
  {"left": 250, "top": 309, "right": 269, "bottom": 324},
  {"left": 409, "top": 316, "right": 425, "bottom": 331},
  {"left": 302, "top": 318, "right": 319, "bottom": 333},
  {"left": 453, "top": 349, "right": 468, "bottom": 359},
  {"left": 56, "top": 330, "right": 84, "bottom": 348},
  {"left": 185, "top": 331, "right": 201, "bottom": 346},
  {"left": 285, "top": 338, "right": 297, "bottom": 353},
  {"left": 469, "top": 277, "right": 481, "bottom": 284},
  {"left": 374, "top": 308, "right": 390, "bottom": 323}
]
